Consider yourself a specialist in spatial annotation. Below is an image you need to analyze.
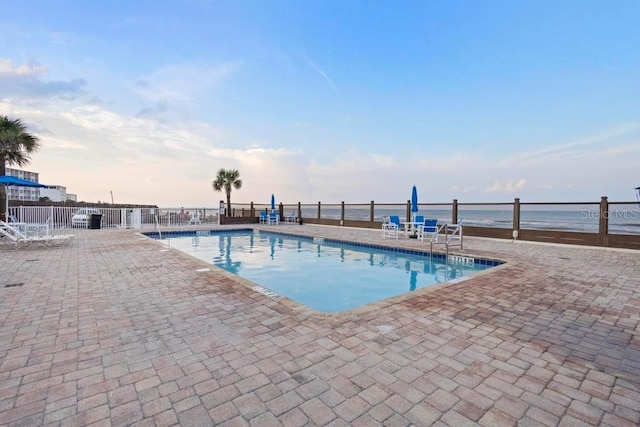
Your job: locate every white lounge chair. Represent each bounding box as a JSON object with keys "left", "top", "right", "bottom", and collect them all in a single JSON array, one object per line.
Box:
[
  {"left": 285, "top": 212, "right": 297, "bottom": 224},
  {"left": 0, "top": 220, "right": 73, "bottom": 249},
  {"left": 9, "top": 215, "right": 51, "bottom": 236},
  {"left": 188, "top": 212, "right": 202, "bottom": 225}
]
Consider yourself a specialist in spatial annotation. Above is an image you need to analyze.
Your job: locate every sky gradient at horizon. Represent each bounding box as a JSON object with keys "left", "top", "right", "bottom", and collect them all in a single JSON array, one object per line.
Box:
[{"left": 1, "top": 0, "right": 639, "bottom": 206}]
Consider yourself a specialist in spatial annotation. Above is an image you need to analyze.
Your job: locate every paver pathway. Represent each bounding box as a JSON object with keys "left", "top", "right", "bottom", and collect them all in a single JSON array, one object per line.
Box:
[{"left": 1, "top": 224, "right": 639, "bottom": 426}]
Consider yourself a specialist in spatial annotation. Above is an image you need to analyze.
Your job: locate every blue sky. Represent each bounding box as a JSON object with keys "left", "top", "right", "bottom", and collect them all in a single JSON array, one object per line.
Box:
[{"left": 1, "top": 0, "right": 639, "bottom": 206}]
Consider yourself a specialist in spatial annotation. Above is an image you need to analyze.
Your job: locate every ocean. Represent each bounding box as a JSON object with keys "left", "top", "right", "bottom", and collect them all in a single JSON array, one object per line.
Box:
[{"left": 289, "top": 206, "right": 640, "bottom": 235}]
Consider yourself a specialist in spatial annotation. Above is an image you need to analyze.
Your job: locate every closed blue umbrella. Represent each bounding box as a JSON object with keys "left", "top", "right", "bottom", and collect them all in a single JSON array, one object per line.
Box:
[
  {"left": 636, "top": 186, "right": 640, "bottom": 208},
  {"left": 411, "top": 185, "right": 418, "bottom": 218},
  {"left": 409, "top": 185, "right": 419, "bottom": 238},
  {"left": 271, "top": 194, "right": 275, "bottom": 210},
  {"left": 406, "top": 261, "right": 418, "bottom": 291},
  {"left": 410, "top": 270, "right": 418, "bottom": 291}
]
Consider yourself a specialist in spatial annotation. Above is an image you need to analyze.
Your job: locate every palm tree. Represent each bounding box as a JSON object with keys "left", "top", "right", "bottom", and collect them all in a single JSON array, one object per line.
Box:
[
  {"left": 212, "top": 168, "right": 242, "bottom": 217},
  {"left": 0, "top": 116, "right": 41, "bottom": 220}
]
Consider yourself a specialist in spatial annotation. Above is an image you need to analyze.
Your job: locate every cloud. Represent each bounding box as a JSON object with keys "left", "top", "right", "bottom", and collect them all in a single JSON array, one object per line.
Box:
[
  {"left": 485, "top": 179, "right": 527, "bottom": 193},
  {"left": 136, "top": 102, "right": 168, "bottom": 119},
  {"left": 2, "top": 53, "right": 639, "bottom": 207},
  {"left": 508, "top": 122, "right": 640, "bottom": 165},
  {"left": 0, "top": 58, "right": 86, "bottom": 99},
  {"left": 302, "top": 55, "right": 340, "bottom": 95},
  {"left": 49, "top": 32, "right": 70, "bottom": 46},
  {"left": 449, "top": 185, "right": 476, "bottom": 194},
  {"left": 133, "top": 61, "right": 242, "bottom": 103},
  {"left": 0, "top": 59, "right": 47, "bottom": 76},
  {"left": 2, "top": 97, "right": 318, "bottom": 205}
]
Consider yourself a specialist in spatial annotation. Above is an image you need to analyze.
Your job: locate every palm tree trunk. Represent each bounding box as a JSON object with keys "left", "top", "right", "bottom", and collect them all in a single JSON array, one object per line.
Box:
[
  {"left": 0, "top": 162, "right": 6, "bottom": 221},
  {"left": 226, "top": 194, "right": 231, "bottom": 217}
]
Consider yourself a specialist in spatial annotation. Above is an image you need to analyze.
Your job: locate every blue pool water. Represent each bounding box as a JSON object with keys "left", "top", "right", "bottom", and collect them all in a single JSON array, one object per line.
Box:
[{"left": 156, "top": 230, "right": 500, "bottom": 312}]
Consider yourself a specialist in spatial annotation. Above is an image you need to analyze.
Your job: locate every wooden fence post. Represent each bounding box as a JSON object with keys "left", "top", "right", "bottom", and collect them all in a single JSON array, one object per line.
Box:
[
  {"left": 317, "top": 202, "right": 321, "bottom": 219},
  {"left": 297, "top": 202, "right": 301, "bottom": 223},
  {"left": 406, "top": 200, "right": 411, "bottom": 222},
  {"left": 370, "top": 201, "right": 374, "bottom": 222},
  {"left": 452, "top": 199, "right": 458, "bottom": 224},
  {"left": 341, "top": 201, "right": 345, "bottom": 226},
  {"left": 513, "top": 198, "right": 520, "bottom": 232},
  {"left": 599, "top": 196, "right": 609, "bottom": 247}
]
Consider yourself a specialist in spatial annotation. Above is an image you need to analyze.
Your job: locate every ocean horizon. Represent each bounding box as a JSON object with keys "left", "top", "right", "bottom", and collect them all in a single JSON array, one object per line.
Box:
[{"left": 287, "top": 207, "right": 640, "bottom": 235}]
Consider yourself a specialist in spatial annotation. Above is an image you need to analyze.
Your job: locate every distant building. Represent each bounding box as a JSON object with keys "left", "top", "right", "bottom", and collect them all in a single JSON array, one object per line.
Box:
[
  {"left": 6, "top": 168, "right": 40, "bottom": 201},
  {"left": 40, "top": 185, "right": 68, "bottom": 202},
  {"left": 6, "top": 168, "right": 77, "bottom": 203}
]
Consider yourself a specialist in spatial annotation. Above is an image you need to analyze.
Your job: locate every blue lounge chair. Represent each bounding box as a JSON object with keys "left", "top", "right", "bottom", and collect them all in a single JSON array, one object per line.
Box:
[
  {"left": 269, "top": 211, "right": 279, "bottom": 225},
  {"left": 259, "top": 212, "right": 269, "bottom": 224},
  {"left": 418, "top": 218, "right": 439, "bottom": 242},
  {"left": 382, "top": 215, "right": 401, "bottom": 239}
]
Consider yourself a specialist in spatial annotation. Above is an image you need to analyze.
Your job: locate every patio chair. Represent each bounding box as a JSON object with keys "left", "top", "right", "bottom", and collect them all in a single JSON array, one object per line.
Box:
[
  {"left": 269, "top": 211, "right": 279, "bottom": 225},
  {"left": 7, "top": 215, "right": 26, "bottom": 233},
  {"left": 8, "top": 215, "right": 51, "bottom": 236},
  {"left": 417, "top": 218, "right": 439, "bottom": 242},
  {"left": 188, "top": 212, "right": 202, "bottom": 225},
  {"left": 382, "top": 215, "right": 401, "bottom": 239},
  {"left": 259, "top": 212, "right": 269, "bottom": 224},
  {"left": 285, "top": 212, "right": 297, "bottom": 224},
  {"left": 0, "top": 220, "right": 73, "bottom": 249}
]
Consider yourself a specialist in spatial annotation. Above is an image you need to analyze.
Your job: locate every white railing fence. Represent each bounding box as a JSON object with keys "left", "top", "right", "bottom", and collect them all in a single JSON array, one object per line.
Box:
[{"left": 8, "top": 206, "right": 220, "bottom": 230}]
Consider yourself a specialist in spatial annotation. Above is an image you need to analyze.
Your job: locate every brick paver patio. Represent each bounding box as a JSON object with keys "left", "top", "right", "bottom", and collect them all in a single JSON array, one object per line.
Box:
[{"left": 1, "top": 224, "right": 639, "bottom": 426}]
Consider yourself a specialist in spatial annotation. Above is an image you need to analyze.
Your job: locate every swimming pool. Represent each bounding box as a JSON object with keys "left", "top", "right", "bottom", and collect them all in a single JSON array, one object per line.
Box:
[{"left": 154, "top": 229, "right": 501, "bottom": 312}]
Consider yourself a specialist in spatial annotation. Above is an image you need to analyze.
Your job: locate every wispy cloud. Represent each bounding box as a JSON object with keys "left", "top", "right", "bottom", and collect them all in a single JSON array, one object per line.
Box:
[
  {"left": 0, "top": 59, "right": 47, "bottom": 76},
  {"left": 302, "top": 55, "right": 340, "bottom": 95},
  {"left": 0, "top": 58, "right": 86, "bottom": 99},
  {"left": 136, "top": 102, "right": 168, "bottom": 120},
  {"left": 133, "top": 61, "right": 243, "bottom": 103},
  {"left": 510, "top": 123, "right": 640, "bottom": 164},
  {"left": 485, "top": 179, "right": 527, "bottom": 193},
  {"left": 48, "top": 32, "right": 71, "bottom": 46}
]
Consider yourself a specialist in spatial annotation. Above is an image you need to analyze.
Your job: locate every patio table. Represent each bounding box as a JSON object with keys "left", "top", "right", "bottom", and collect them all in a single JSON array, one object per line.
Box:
[{"left": 400, "top": 221, "right": 422, "bottom": 238}]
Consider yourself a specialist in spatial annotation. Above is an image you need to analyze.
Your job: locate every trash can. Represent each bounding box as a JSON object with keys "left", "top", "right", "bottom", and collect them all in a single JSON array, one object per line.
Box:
[{"left": 89, "top": 214, "right": 102, "bottom": 229}]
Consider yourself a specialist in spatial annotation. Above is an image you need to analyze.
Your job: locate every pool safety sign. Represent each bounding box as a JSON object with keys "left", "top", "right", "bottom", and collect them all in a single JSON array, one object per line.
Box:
[
  {"left": 447, "top": 255, "right": 475, "bottom": 266},
  {"left": 252, "top": 286, "right": 281, "bottom": 299}
]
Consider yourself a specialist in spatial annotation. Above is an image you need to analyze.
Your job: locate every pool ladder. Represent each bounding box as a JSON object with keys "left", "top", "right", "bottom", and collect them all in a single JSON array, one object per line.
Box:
[{"left": 154, "top": 214, "right": 162, "bottom": 239}]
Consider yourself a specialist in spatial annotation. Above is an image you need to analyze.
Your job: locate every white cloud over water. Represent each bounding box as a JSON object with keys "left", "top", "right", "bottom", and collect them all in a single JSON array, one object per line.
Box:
[
  {"left": 485, "top": 179, "right": 527, "bottom": 193},
  {"left": 2, "top": 52, "right": 640, "bottom": 207}
]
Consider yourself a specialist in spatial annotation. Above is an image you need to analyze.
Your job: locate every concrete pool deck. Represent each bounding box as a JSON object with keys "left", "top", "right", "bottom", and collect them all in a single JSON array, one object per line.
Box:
[{"left": 1, "top": 224, "right": 639, "bottom": 426}]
